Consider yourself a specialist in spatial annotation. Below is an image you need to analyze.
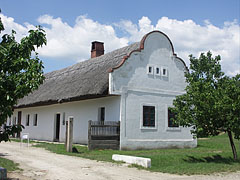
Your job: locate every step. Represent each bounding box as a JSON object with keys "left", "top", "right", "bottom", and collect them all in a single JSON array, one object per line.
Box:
[{"left": 112, "top": 154, "right": 151, "bottom": 168}]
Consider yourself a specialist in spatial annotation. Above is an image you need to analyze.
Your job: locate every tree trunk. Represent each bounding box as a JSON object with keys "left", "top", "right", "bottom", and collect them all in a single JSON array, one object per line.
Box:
[{"left": 227, "top": 130, "right": 237, "bottom": 160}]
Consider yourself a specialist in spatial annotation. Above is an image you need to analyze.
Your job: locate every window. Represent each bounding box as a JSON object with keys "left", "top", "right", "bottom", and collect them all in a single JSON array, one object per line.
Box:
[
  {"left": 168, "top": 108, "right": 179, "bottom": 127},
  {"left": 161, "top": 67, "right": 168, "bottom": 77},
  {"left": 13, "top": 117, "right": 16, "bottom": 125},
  {"left": 149, "top": 66, "right": 152, "bottom": 73},
  {"left": 98, "top": 107, "right": 105, "bottom": 122},
  {"left": 143, "top": 106, "right": 155, "bottom": 127},
  {"left": 62, "top": 112, "right": 65, "bottom": 125},
  {"left": 155, "top": 67, "right": 160, "bottom": 76},
  {"left": 163, "top": 69, "right": 166, "bottom": 75},
  {"left": 147, "top": 65, "right": 154, "bottom": 75},
  {"left": 33, "top": 114, "right": 38, "bottom": 126},
  {"left": 26, "top": 114, "right": 30, "bottom": 126}
]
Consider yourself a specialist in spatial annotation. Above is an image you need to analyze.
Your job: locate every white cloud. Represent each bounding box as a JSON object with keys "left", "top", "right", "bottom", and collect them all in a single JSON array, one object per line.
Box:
[
  {"left": 116, "top": 16, "right": 154, "bottom": 42},
  {"left": 37, "top": 15, "right": 128, "bottom": 60},
  {"left": 118, "top": 16, "right": 240, "bottom": 76},
  {"left": 0, "top": 13, "right": 239, "bottom": 76},
  {"left": 0, "top": 14, "right": 129, "bottom": 62},
  {"left": 0, "top": 14, "right": 30, "bottom": 41}
]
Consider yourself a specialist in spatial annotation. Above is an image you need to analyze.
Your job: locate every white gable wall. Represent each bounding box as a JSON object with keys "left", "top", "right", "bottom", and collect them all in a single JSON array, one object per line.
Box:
[
  {"left": 110, "top": 31, "right": 197, "bottom": 150},
  {"left": 9, "top": 96, "right": 120, "bottom": 144}
]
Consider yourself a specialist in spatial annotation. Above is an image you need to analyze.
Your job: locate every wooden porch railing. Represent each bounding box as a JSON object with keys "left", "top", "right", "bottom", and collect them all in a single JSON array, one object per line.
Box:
[{"left": 88, "top": 121, "right": 120, "bottom": 150}]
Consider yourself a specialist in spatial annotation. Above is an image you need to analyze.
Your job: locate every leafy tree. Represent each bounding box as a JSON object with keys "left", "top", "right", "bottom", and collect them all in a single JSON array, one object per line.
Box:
[
  {"left": 171, "top": 51, "right": 240, "bottom": 160},
  {"left": 0, "top": 10, "right": 46, "bottom": 142}
]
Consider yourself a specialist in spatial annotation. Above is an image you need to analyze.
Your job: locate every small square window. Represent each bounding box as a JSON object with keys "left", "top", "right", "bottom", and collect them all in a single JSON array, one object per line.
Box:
[
  {"left": 163, "top": 69, "right": 166, "bottom": 75},
  {"left": 26, "top": 114, "right": 30, "bottom": 126},
  {"left": 33, "top": 114, "right": 38, "bottom": 126},
  {"left": 161, "top": 67, "right": 168, "bottom": 77},
  {"left": 155, "top": 67, "right": 160, "bottom": 76},
  {"left": 149, "top": 66, "right": 152, "bottom": 73},
  {"left": 147, "top": 65, "right": 154, "bottom": 75}
]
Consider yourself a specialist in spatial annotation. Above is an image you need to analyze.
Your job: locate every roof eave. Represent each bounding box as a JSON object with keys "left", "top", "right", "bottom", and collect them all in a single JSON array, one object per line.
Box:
[{"left": 14, "top": 93, "right": 117, "bottom": 109}]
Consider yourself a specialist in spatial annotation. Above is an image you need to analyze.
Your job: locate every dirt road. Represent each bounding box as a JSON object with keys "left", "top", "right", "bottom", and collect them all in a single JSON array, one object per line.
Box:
[{"left": 0, "top": 142, "right": 239, "bottom": 180}]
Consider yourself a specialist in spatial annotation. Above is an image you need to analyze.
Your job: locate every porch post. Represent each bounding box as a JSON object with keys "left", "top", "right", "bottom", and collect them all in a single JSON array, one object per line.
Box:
[
  {"left": 88, "top": 120, "right": 92, "bottom": 150},
  {"left": 66, "top": 117, "right": 73, "bottom": 152}
]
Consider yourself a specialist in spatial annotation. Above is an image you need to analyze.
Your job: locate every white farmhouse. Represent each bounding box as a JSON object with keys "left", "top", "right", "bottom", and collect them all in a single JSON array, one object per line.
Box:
[{"left": 8, "top": 31, "right": 197, "bottom": 150}]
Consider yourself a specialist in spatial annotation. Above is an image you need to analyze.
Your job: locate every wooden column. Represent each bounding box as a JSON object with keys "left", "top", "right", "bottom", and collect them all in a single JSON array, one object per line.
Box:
[
  {"left": 66, "top": 117, "right": 73, "bottom": 152},
  {"left": 65, "top": 121, "right": 68, "bottom": 148},
  {"left": 88, "top": 120, "right": 92, "bottom": 150}
]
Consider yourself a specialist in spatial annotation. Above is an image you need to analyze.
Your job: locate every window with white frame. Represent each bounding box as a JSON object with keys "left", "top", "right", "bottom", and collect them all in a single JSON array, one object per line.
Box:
[
  {"left": 33, "top": 114, "right": 38, "bottom": 126},
  {"left": 161, "top": 67, "right": 168, "bottom": 77},
  {"left": 155, "top": 66, "right": 161, "bottom": 76},
  {"left": 143, "top": 106, "right": 155, "bottom": 127},
  {"left": 147, "top": 65, "right": 154, "bottom": 75},
  {"left": 26, "top": 114, "right": 30, "bottom": 126}
]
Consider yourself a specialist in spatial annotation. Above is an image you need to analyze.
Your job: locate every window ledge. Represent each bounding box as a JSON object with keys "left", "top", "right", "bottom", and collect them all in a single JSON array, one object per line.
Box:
[
  {"left": 166, "top": 127, "right": 181, "bottom": 132},
  {"left": 140, "top": 126, "right": 157, "bottom": 130}
]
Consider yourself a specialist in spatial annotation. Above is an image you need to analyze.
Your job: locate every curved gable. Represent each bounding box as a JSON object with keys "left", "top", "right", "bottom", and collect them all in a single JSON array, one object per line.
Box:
[
  {"left": 109, "top": 31, "right": 187, "bottom": 73},
  {"left": 140, "top": 31, "right": 174, "bottom": 53},
  {"left": 109, "top": 30, "right": 188, "bottom": 94}
]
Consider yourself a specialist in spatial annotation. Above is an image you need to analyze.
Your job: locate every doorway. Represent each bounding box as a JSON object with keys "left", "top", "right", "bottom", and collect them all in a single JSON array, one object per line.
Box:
[{"left": 55, "top": 113, "right": 61, "bottom": 141}]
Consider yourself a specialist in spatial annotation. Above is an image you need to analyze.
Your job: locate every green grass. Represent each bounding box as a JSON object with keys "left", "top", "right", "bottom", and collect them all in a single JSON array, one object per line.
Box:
[
  {"left": 0, "top": 157, "right": 20, "bottom": 172},
  {"left": 10, "top": 138, "right": 34, "bottom": 143},
  {"left": 32, "top": 133, "right": 240, "bottom": 175}
]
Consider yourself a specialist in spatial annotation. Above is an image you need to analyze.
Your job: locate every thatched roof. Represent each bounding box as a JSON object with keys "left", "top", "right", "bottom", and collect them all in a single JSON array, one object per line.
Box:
[{"left": 16, "top": 42, "right": 140, "bottom": 108}]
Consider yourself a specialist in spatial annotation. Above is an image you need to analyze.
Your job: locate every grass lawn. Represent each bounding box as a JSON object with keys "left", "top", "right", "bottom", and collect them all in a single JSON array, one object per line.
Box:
[
  {"left": 0, "top": 157, "right": 20, "bottom": 172},
  {"left": 31, "top": 133, "right": 240, "bottom": 175}
]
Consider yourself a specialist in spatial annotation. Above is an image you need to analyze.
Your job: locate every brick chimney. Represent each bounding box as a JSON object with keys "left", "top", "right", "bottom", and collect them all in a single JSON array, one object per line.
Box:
[{"left": 91, "top": 41, "right": 104, "bottom": 58}]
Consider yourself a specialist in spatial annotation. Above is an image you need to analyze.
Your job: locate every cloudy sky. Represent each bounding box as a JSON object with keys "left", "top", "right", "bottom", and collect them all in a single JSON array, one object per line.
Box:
[{"left": 1, "top": 0, "right": 239, "bottom": 76}]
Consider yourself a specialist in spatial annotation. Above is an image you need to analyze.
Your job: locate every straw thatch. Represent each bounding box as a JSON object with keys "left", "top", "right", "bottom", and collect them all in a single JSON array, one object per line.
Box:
[{"left": 16, "top": 42, "right": 140, "bottom": 108}]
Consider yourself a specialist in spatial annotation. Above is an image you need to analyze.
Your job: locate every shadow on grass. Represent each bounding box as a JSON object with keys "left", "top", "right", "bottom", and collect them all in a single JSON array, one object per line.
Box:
[
  {"left": 183, "top": 155, "right": 239, "bottom": 164},
  {"left": 72, "top": 147, "right": 83, "bottom": 154}
]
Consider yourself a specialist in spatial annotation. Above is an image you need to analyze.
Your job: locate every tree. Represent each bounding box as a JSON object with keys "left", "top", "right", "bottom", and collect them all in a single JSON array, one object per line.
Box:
[
  {"left": 170, "top": 51, "right": 240, "bottom": 160},
  {"left": 0, "top": 10, "right": 46, "bottom": 142}
]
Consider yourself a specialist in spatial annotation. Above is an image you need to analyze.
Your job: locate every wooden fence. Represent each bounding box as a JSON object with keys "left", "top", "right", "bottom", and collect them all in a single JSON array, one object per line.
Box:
[{"left": 88, "top": 120, "right": 120, "bottom": 150}]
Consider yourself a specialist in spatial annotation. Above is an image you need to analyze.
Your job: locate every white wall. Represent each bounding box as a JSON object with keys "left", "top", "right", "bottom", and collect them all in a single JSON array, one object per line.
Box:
[
  {"left": 119, "top": 90, "right": 197, "bottom": 150},
  {"left": 9, "top": 96, "right": 120, "bottom": 144},
  {"left": 109, "top": 33, "right": 187, "bottom": 94},
  {"left": 110, "top": 31, "right": 197, "bottom": 150}
]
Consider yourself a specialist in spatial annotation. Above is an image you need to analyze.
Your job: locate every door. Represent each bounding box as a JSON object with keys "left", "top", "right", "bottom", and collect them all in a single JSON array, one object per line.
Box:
[
  {"left": 17, "top": 111, "right": 22, "bottom": 138},
  {"left": 55, "top": 114, "right": 61, "bottom": 141}
]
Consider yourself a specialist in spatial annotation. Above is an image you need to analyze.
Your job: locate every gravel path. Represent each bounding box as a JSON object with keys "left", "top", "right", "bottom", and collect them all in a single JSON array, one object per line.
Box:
[{"left": 0, "top": 141, "right": 239, "bottom": 180}]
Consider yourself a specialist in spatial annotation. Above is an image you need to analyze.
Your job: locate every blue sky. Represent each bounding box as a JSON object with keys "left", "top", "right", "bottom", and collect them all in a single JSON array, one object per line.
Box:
[
  {"left": 1, "top": 0, "right": 240, "bottom": 75},
  {"left": 2, "top": 0, "right": 239, "bottom": 27}
]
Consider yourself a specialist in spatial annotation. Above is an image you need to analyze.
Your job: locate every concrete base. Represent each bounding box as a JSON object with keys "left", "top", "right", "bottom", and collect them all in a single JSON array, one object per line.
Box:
[
  {"left": 120, "top": 138, "right": 197, "bottom": 150},
  {"left": 112, "top": 154, "right": 151, "bottom": 168},
  {"left": 0, "top": 167, "right": 7, "bottom": 180}
]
